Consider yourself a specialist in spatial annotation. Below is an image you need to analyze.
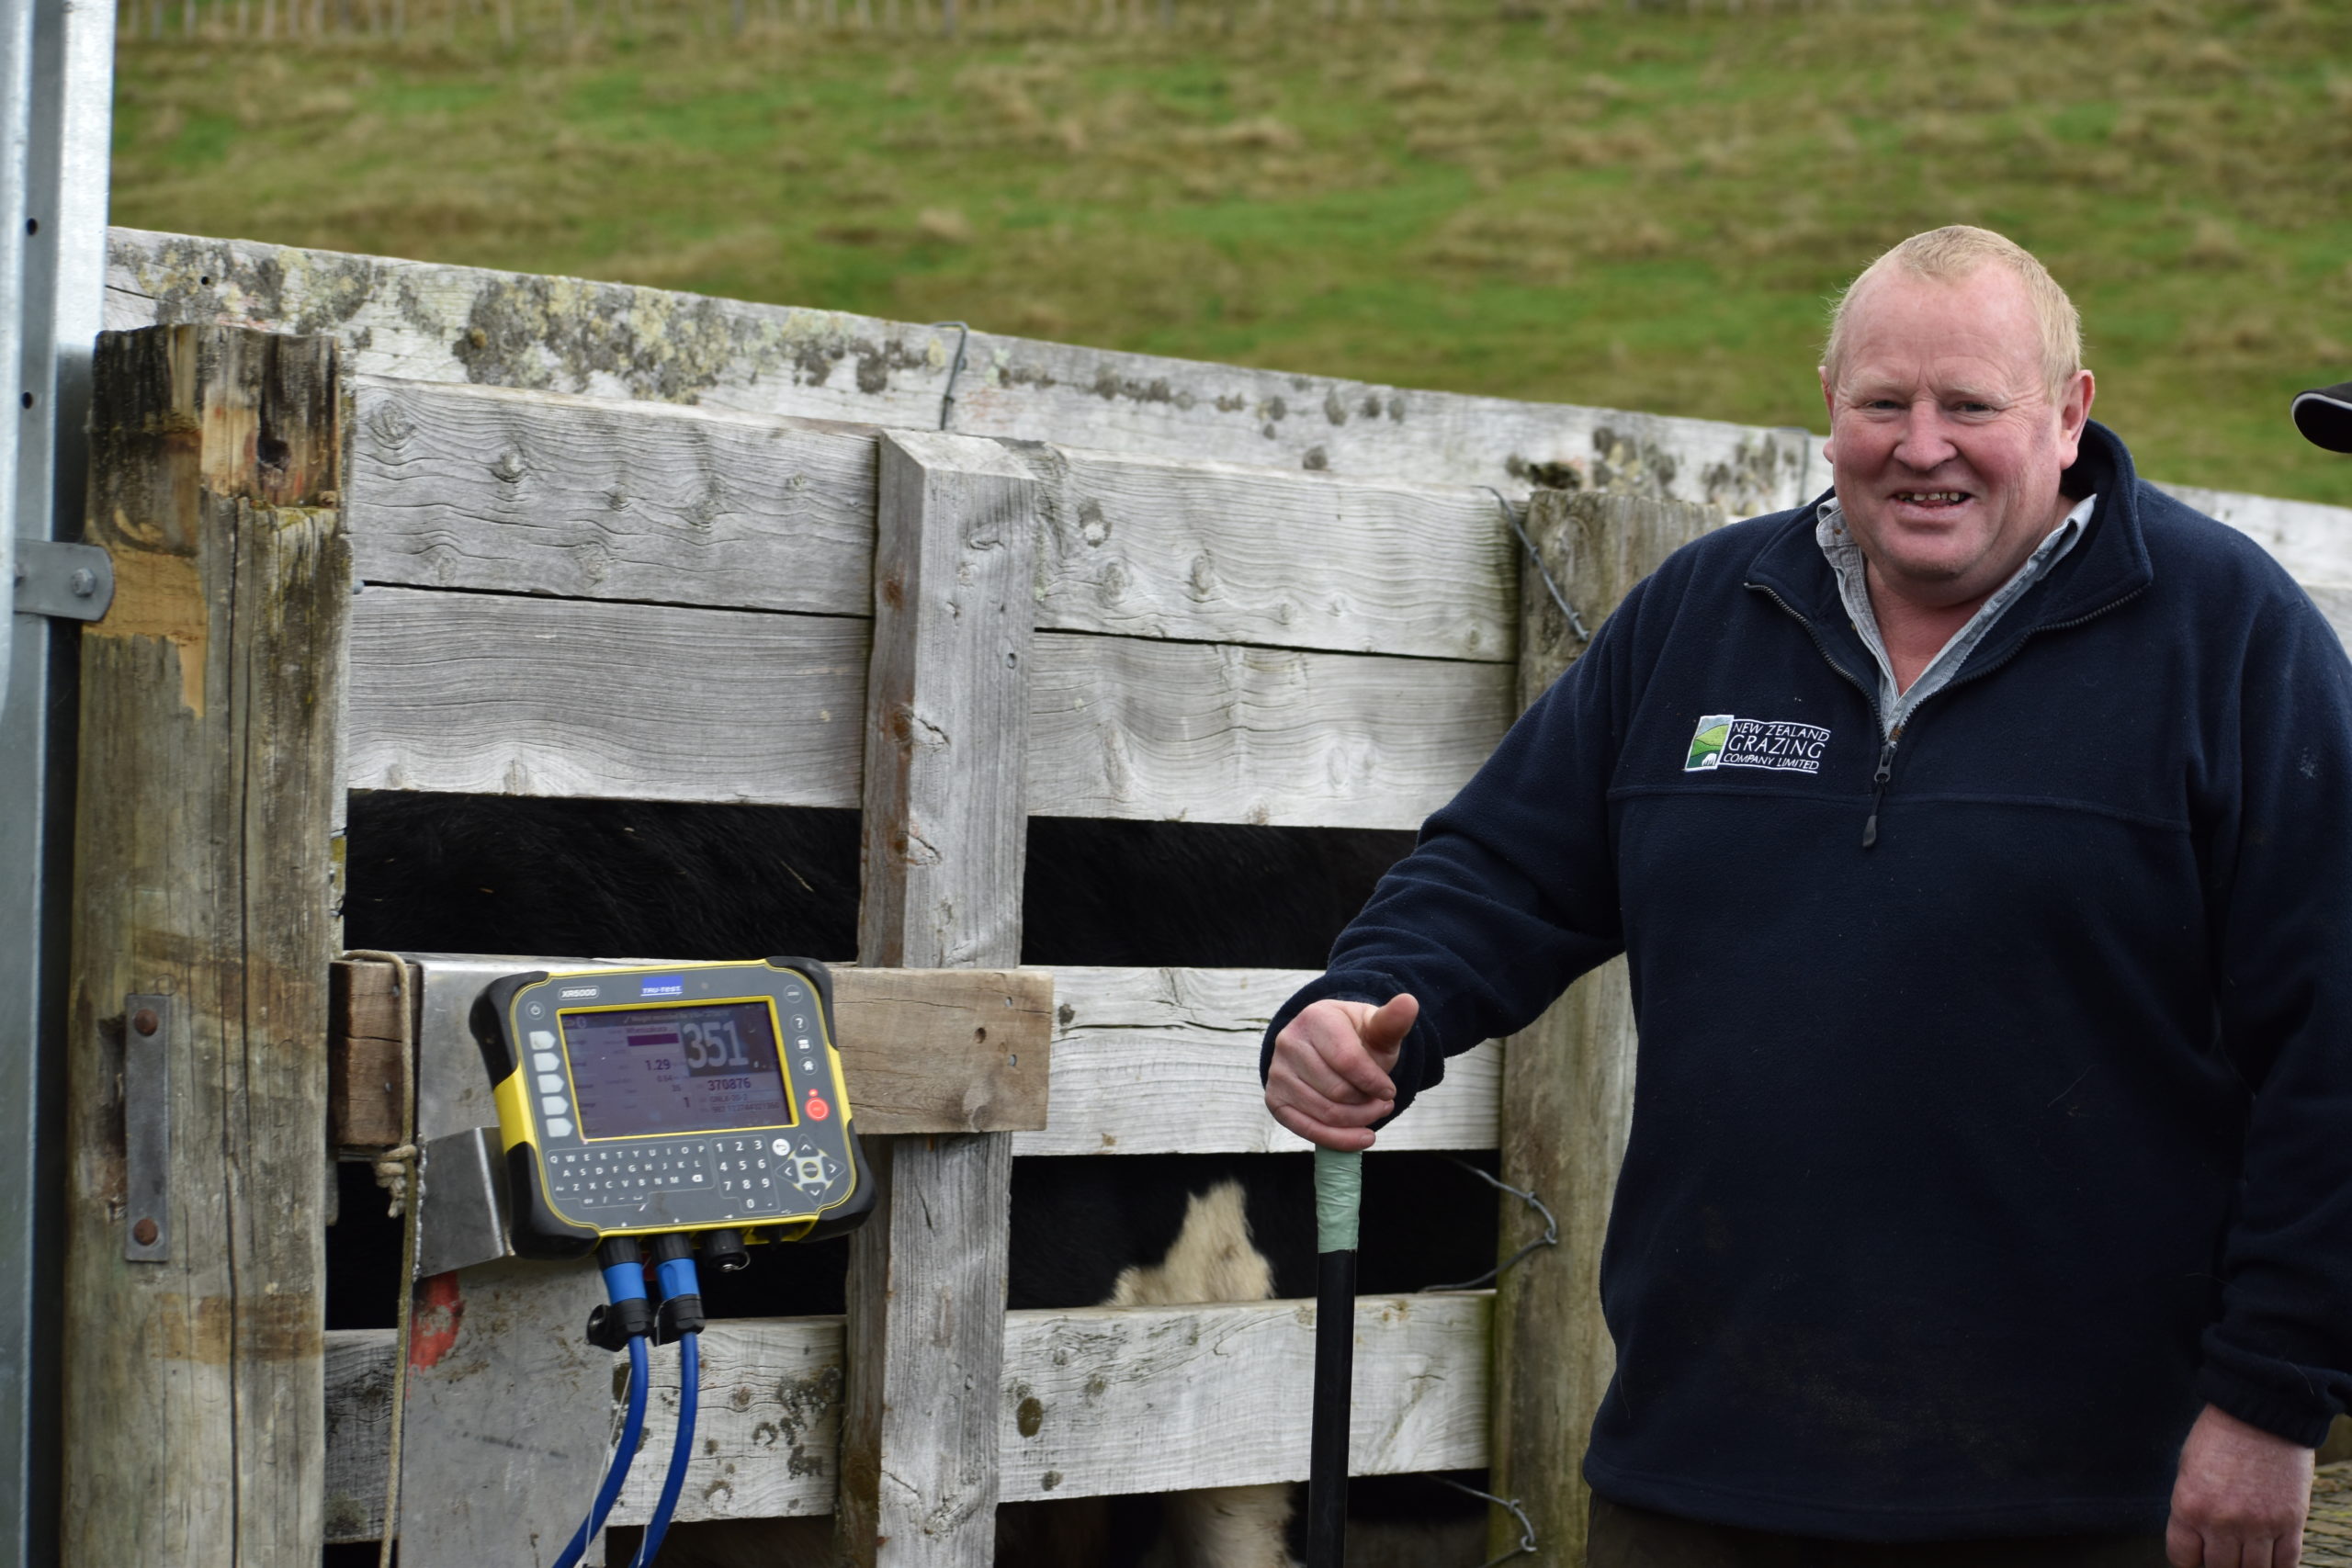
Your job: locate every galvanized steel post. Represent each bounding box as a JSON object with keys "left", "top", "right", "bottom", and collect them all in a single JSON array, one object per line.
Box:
[{"left": 0, "top": 0, "right": 114, "bottom": 1562}]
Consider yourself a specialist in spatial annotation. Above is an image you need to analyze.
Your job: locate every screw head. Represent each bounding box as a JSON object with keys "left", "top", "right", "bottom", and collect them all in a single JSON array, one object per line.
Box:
[
  {"left": 68, "top": 568, "right": 96, "bottom": 597},
  {"left": 131, "top": 1218, "right": 159, "bottom": 1247},
  {"left": 131, "top": 1009, "right": 159, "bottom": 1037}
]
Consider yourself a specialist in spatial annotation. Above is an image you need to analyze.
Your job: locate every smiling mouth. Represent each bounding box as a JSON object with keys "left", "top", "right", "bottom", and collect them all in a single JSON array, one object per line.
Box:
[{"left": 1891, "top": 490, "right": 1972, "bottom": 508}]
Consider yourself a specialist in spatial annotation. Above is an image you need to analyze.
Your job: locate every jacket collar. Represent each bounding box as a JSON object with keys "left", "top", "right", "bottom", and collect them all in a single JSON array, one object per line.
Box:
[{"left": 1744, "top": 421, "right": 2154, "bottom": 648}]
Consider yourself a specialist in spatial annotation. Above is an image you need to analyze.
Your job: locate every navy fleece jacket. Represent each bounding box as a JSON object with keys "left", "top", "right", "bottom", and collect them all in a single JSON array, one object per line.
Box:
[{"left": 1264, "top": 423, "right": 2352, "bottom": 1539}]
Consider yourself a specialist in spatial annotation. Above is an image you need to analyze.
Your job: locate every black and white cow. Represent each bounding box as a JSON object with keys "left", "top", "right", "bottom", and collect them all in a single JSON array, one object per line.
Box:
[{"left": 329, "top": 793, "right": 1496, "bottom": 1567}]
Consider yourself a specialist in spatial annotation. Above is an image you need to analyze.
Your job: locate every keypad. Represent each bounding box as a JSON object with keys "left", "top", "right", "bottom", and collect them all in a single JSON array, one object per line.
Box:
[
  {"left": 549, "top": 1143, "right": 712, "bottom": 1213},
  {"left": 707, "top": 1135, "right": 796, "bottom": 1212},
  {"left": 545, "top": 1134, "right": 836, "bottom": 1217}
]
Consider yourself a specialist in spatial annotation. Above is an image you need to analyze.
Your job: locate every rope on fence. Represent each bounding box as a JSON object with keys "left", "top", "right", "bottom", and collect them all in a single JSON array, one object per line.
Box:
[{"left": 340, "top": 949, "right": 419, "bottom": 1568}]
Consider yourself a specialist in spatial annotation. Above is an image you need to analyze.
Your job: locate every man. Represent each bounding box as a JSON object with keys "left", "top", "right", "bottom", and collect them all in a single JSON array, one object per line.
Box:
[{"left": 1263, "top": 228, "right": 2352, "bottom": 1568}]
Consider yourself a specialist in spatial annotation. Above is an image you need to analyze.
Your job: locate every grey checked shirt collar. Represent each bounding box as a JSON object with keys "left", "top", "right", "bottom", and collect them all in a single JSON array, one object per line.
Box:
[{"left": 1815, "top": 491, "right": 2098, "bottom": 739}]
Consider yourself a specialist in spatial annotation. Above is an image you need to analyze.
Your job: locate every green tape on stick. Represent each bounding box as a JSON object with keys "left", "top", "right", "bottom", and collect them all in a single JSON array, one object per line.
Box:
[{"left": 1315, "top": 1146, "right": 1363, "bottom": 1254}]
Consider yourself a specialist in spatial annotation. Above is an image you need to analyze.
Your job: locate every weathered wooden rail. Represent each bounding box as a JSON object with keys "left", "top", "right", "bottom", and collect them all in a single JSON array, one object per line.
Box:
[
  {"left": 322, "top": 1292, "right": 1490, "bottom": 1539},
  {"left": 105, "top": 227, "right": 1821, "bottom": 510},
  {"left": 63, "top": 228, "right": 2352, "bottom": 1568}
]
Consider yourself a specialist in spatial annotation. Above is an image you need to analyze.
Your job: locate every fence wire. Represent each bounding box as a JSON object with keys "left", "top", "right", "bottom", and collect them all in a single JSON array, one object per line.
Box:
[
  {"left": 1487, "top": 486, "right": 1591, "bottom": 645},
  {"left": 1420, "top": 1156, "right": 1559, "bottom": 1292},
  {"left": 1433, "top": 1475, "right": 1539, "bottom": 1568}
]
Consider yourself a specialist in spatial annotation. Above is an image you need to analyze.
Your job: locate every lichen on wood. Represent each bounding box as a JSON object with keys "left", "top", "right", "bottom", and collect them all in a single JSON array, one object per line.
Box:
[
  {"left": 107, "top": 227, "right": 1823, "bottom": 513},
  {"left": 107, "top": 228, "right": 964, "bottom": 423}
]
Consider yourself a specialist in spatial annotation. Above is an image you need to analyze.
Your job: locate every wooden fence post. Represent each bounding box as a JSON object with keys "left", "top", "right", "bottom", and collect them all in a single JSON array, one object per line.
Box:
[
  {"left": 62, "top": 323, "right": 347, "bottom": 1567},
  {"left": 1491, "top": 491, "right": 1714, "bottom": 1568},
  {"left": 837, "top": 429, "right": 1039, "bottom": 1568}
]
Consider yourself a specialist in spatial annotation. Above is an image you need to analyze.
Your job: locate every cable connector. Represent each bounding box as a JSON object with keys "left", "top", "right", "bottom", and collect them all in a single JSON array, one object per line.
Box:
[
  {"left": 655, "top": 1292, "right": 705, "bottom": 1343},
  {"left": 701, "top": 1227, "right": 750, "bottom": 1274},
  {"left": 649, "top": 1233, "right": 706, "bottom": 1344},
  {"left": 586, "top": 1297, "right": 654, "bottom": 1350},
  {"left": 586, "top": 1236, "right": 655, "bottom": 1350}
]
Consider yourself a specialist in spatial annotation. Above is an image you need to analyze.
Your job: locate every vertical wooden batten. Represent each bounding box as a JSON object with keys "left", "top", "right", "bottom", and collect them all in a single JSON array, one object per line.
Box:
[
  {"left": 839, "top": 429, "right": 1040, "bottom": 1568},
  {"left": 62, "top": 324, "right": 348, "bottom": 1567},
  {"left": 1491, "top": 491, "right": 1715, "bottom": 1568}
]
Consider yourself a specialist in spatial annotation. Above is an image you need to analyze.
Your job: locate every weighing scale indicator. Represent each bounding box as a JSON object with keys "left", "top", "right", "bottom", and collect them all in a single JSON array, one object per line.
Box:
[{"left": 473, "top": 958, "right": 873, "bottom": 1258}]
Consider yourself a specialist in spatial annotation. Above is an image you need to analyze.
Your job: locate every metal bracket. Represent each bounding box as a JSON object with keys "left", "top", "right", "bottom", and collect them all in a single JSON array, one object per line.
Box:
[
  {"left": 12, "top": 538, "right": 111, "bottom": 622},
  {"left": 412, "top": 1125, "right": 514, "bottom": 1279},
  {"left": 122, "top": 994, "right": 170, "bottom": 1262}
]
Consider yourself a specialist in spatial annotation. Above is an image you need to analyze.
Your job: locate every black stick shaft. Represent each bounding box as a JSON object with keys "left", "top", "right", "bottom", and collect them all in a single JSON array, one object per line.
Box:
[{"left": 1307, "top": 1247, "right": 1357, "bottom": 1568}]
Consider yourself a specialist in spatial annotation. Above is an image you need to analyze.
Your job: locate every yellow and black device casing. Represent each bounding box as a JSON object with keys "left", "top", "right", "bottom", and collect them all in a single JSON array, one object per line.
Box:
[{"left": 469, "top": 957, "right": 875, "bottom": 1261}]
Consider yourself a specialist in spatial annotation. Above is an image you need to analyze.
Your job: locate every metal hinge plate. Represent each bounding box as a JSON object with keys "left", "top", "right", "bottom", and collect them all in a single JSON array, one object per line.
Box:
[
  {"left": 12, "top": 538, "right": 113, "bottom": 622},
  {"left": 124, "top": 995, "right": 171, "bottom": 1263}
]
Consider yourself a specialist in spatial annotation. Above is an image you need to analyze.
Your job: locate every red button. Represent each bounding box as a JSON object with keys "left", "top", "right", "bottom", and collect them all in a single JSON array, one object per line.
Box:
[{"left": 806, "top": 1096, "right": 831, "bottom": 1121}]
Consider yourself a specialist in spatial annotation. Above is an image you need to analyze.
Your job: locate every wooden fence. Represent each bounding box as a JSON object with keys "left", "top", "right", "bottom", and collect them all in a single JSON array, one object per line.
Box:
[
  {"left": 64, "top": 226, "right": 2352, "bottom": 1568},
  {"left": 111, "top": 0, "right": 1500, "bottom": 47}
]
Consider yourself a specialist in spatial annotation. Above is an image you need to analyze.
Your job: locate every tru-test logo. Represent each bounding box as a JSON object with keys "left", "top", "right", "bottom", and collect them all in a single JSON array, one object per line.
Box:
[{"left": 1685, "top": 713, "right": 1832, "bottom": 774}]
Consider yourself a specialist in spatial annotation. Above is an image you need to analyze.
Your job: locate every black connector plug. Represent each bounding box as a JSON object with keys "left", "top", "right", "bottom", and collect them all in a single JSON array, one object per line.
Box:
[
  {"left": 703, "top": 1228, "right": 750, "bottom": 1273},
  {"left": 586, "top": 1297, "right": 654, "bottom": 1350}
]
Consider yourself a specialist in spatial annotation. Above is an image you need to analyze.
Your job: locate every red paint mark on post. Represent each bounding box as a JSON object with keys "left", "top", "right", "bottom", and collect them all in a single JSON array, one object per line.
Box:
[{"left": 410, "top": 1271, "right": 466, "bottom": 1369}]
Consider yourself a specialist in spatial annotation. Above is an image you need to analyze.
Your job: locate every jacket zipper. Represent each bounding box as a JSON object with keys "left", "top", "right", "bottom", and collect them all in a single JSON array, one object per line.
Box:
[
  {"left": 1862, "top": 739, "right": 1896, "bottom": 849},
  {"left": 1744, "top": 580, "right": 2150, "bottom": 850}
]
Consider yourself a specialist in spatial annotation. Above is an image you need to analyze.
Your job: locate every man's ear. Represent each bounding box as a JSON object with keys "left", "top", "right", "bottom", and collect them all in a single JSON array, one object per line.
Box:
[
  {"left": 1818, "top": 367, "right": 1837, "bottom": 466},
  {"left": 2054, "top": 368, "right": 2095, "bottom": 468}
]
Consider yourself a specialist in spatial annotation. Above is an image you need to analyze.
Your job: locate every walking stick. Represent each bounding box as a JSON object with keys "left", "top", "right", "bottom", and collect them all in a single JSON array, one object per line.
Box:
[{"left": 1307, "top": 1145, "right": 1362, "bottom": 1568}]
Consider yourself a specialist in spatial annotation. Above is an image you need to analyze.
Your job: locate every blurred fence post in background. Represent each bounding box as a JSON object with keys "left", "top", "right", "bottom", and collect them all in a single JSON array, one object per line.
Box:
[{"left": 91, "top": 0, "right": 1943, "bottom": 40}]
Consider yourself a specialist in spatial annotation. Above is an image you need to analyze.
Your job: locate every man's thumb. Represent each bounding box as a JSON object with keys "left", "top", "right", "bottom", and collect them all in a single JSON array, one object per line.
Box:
[{"left": 1363, "top": 993, "right": 1419, "bottom": 1057}]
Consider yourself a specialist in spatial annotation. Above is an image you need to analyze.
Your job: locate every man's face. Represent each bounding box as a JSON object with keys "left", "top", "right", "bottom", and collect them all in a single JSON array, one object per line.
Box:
[{"left": 1820, "top": 265, "right": 2095, "bottom": 610}]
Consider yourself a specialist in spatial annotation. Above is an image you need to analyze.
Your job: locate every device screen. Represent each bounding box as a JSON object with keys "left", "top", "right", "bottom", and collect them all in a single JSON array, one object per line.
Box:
[{"left": 559, "top": 1000, "right": 795, "bottom": 1140}]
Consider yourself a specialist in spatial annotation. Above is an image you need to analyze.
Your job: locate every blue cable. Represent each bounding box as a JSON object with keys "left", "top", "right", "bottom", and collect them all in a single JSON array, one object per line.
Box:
[
  {"left": 550, "top": 1336, "right": 650, "bottom": 1568},
  {"left": 552, "top": 1258, "right": 656, "bottom": 1568},
  {"left": 632, "top": 1249, "right": 704, "bottom": 1568},
  {"left": 630, "top": 1331, "right": 698, "bottom": 1567}
]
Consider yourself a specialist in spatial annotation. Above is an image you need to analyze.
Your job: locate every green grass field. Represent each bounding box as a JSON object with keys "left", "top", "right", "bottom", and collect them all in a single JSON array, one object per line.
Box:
[{"left": 108, "top": 0, "right": 2352, "bottom": 502}]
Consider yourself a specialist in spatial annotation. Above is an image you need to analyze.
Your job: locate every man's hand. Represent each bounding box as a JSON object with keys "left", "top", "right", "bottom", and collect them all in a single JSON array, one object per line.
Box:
[
  {"left": 2166, "top": 1403, "right": 2314, "bottom": 1568},
  {"left": 1263, "top": 994, "right": 1419, "bottom": 1151}
]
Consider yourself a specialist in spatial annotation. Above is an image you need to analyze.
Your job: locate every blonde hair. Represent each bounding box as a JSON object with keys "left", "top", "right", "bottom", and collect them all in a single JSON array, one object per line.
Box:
[{"left": 1822, "top": 226, "right": 2084, "bottom": 401}]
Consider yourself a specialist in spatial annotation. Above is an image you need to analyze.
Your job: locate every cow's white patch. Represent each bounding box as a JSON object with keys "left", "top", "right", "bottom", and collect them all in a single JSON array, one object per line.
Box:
[
  {"left": 1114, "top": 1181, "right": 1296, "bottom": 1568},
  {"left": 1108, "top": 1181, "right": 1274, "bottom": 1309},
  {"left": 1142, "top": 1483, "right": 1299, "bottom": 1568}
]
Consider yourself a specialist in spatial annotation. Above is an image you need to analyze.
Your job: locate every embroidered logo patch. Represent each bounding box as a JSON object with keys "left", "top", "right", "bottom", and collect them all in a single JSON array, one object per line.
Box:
[{"left": 1684, "top": 713, "right": 1831, "bottom": 774}]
